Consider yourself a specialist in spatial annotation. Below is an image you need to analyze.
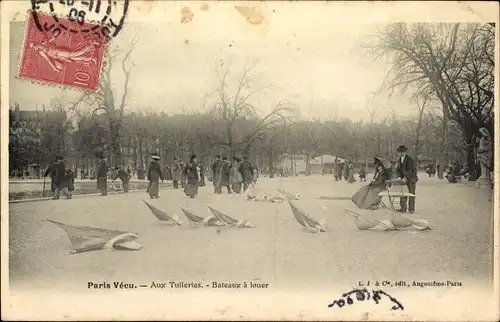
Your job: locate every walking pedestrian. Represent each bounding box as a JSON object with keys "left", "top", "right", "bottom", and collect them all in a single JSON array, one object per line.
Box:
[
  {"left": 396, "top": 145, "right": 418, "bottom": 213},
  {"left": 97, "top": 153, "right": 108, "bottom": 196},
  {"left": 53, "top": 156, "right": 71, "bottom": 199},
  {"left": 43, "top": 156, "right": 58, "bottom": 197},
  {"left": 359, "top": 166, "right": 366, "bottom": 182},
  {"left": 212, "top": 155, "right": 223, "bottom": 194},
  {"left": 112, "top": 166, "right": 130, "bottom": 193},
  {"left": 171, "top": 157, "right": 182, "bottom": 189},
  {"left": 183, "top": 154, "right": 199, "bottom": 198},
  {"left": 240, "top": 156, "right": 253, "bottom": 192},
  {"left": 230, "top": 157, "right": 243, "bottom": 193},
  {"left": 221, "top": 156, "right": 232, "bottom": 194},
  {"left": 147, "top": 154, "right": 164, "bottom": 199}
]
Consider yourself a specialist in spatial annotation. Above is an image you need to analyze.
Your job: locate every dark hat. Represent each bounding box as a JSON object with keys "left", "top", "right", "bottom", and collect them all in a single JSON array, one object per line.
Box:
[
  {"left": 222, "top": 156, "right": 228, "bottom": 160},
  {"left": 173, "top": 156, "right": 178, "bottom": 161},
  {"left": 397, "top": 145, "right": 408, "bottom": 152},
  {"left": 190, "top": 154, "right": 197, "bottom": 161},
  {"left": 215, "top": 155, "right": 221, "bottom": 158}
]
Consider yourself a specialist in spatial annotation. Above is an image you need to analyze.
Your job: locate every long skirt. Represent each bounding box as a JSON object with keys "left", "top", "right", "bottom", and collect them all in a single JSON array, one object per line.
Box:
[
  {"left": 148, "top": 182, "right": 159, "bottom": 198},
  {"left": 97, "top": 177, "right": 107, "bottom": 195},
  {"left": 184, "top": 182, "right": 199, "bottom": 198},
  {"left": 348, "top": 172, "right": 356, "bottom": 183},
  {"left": 351, "top": 185, "right": 383, "bottom": 209}
]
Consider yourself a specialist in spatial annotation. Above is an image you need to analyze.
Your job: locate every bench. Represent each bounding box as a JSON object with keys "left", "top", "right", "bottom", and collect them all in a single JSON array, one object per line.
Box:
[{"left": 378, "top": 181, "right": 416, "bottom": 210}]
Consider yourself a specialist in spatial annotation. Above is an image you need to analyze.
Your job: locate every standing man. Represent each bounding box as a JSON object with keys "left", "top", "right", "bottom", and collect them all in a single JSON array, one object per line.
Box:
[
  {"left": 147, "top": 153, "right": 164, "bottom": 199},
  {"left": 43, "top": 156, "right": 58, "bottom": 197},
  {"left": 220, "top": 156, "right": 232, "bottom": 194},
  {"left": 396, "top": 145, "right": 418, "bottom": 213},
  {"left": 53, "top": 156, "right": 70, "bottom": 199},
  {"left": 171, "top": 157, "right": 182, "bottom": 189},
  {"left": 240, "top": 156, "right": 253, "bottom": 192},
  {"left": 97, "top": 153, "right": 108, "bottom": 196},
  {"left": 211, "top": 155, "right": 223, "bottom": 194}
]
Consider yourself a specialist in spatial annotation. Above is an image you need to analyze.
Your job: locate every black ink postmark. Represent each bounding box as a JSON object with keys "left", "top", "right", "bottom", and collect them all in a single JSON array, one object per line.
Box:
[
  {"left": 30, "top": 0, "right": 129, "bottom": 40},
  {"left": 328, "top": 288, "right": 404, "bottom": 311}
]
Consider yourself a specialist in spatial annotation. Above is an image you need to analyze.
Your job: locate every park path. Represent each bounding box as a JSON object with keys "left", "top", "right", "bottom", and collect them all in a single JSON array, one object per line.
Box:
[{"left": 9, "top": 174, "right": 494, "bottom": 293}]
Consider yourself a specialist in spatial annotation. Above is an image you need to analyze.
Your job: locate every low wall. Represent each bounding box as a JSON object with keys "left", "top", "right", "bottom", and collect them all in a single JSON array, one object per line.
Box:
[{"left": 9, "top": 180, "right": 172, "bottom": 201}]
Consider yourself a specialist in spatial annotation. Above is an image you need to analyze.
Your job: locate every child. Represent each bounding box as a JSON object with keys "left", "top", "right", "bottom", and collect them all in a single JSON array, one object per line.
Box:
[
  {"left": 63, "top": 168, "right": 75, "bottom": 199},
  {"left": 359, "top": 167, "right": 366, "bottom": 182}
]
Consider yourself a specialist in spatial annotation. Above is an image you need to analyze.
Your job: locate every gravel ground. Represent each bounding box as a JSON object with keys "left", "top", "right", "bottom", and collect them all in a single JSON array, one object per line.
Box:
[{"left": 9, "top": 175, "right": 494, "bottom": 294}]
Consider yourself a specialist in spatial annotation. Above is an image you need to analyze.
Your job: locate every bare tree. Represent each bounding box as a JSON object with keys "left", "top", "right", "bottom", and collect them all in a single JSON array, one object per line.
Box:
[
  {"left": 363, "top": 23, "right": 494, "bottom": 179},
  {"left": 206, "top": 64, "right": 297, "bottom": 155},
  {"left": 80, "top": 34, "right": 139, "bottom": 167}
]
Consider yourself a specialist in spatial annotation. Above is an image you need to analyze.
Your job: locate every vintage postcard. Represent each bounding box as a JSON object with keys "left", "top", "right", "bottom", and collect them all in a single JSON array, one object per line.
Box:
[{"left": 1, "top": 0, "right": 499, "bottom": 320}]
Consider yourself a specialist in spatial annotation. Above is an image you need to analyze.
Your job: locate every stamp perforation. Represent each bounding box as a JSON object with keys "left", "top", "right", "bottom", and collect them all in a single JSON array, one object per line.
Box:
[{"left": 16, "top": 9, "right": 114, "bottom": 93}]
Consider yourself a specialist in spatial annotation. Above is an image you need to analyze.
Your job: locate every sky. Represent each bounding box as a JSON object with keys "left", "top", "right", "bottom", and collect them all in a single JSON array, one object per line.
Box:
[{"left": 7, "top": 1, "right": 494, "bottom": 122}]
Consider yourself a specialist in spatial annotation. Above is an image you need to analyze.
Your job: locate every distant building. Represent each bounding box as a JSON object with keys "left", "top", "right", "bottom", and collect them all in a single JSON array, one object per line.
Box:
[{"left": 9, "top": 103, "right": 70, "bottom": 177}]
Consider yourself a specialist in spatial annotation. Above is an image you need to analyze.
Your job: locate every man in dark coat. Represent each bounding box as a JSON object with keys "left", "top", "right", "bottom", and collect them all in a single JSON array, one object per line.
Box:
[
  {"left": 43, "top": 157, "right": 58, "bottom": 196},
  {"left": 53, "top": 156, "right": 69, "bottom": 199},
  {"left": 97, "top": 154, "right": 108, "bottom": 196},
  {"left": 211, "top": 155, "right": 223, "bottom": 194},
  {"left": 239, "top": 156, "right": 254, "bottom": 192},
  {"left": 147, "top": 154, "right": 164, "bottom": 199},
  {"left": 113, "top": 166, "right": 131, "bottom": 193},
  {"left": 396, "top": 145, "right": 418, "bottom": 213}
]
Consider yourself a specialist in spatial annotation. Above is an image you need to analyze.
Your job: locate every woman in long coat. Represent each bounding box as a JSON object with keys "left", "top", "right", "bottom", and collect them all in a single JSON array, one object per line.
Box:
[
  {"left": 351, "top": 157, "right": 390, "bottom": 209},
  {"left": 147, "top": 154, "right": 164, "bottom": 199},
  {"left": 184, "top": 155, "right": 199, "bottom": 198}
]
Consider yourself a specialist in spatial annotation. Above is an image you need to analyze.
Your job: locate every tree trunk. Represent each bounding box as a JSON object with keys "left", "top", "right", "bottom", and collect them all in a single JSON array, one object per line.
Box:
[
  {"left": 437, "top": 116, "right": 449, "bottom": 180},
  {"left": 464, "top": 132, "right": 476, "bottom": 181},
  {"left": 268, "top": 150, "right": 274, "bottom": 178}
]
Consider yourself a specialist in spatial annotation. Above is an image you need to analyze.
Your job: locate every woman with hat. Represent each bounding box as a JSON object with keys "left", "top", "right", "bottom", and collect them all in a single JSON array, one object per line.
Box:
[
  {"left": 183, "top": 154, "right": 199, "bottom": 198},
  {"left": 351, "top": 157, "right": 390, "bottom": 209},
  {"left": 147, "top": 153, "right": 164, "bottom": 199}
]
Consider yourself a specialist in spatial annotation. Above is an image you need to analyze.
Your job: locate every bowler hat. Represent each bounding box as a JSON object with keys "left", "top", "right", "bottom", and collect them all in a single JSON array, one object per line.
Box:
[{"left": 397, "top": 145, "right": 408, "bottom": 152}]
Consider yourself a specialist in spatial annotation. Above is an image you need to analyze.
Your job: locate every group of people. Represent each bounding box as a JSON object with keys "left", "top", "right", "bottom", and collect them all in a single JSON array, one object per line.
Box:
[
  {"left": 351, "top": 145, "right": 418, "bottom": 213},
  {"left": 334, "top": 160, "right": 356, "bottom": 183},
  {"left": 43, "top": 156, "right": 75, "bottom": 199},
  {"left": 210, "top": 155, "right": 258, "bottom": 194}
]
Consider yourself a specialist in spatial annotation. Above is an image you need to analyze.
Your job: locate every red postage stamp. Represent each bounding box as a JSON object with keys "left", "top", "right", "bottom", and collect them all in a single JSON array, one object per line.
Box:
[{"left": 19, "top": 12, "right": 107, "bottom": 91}]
